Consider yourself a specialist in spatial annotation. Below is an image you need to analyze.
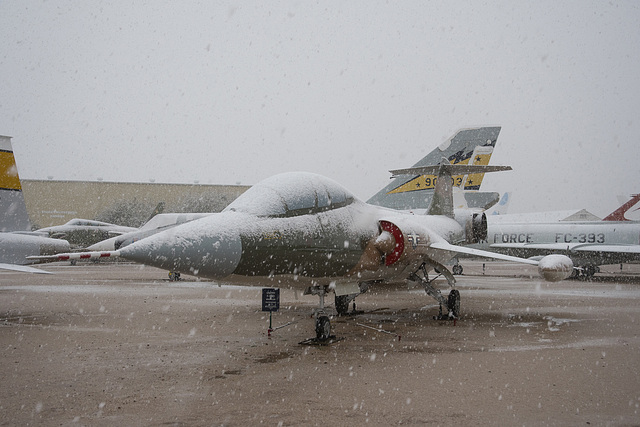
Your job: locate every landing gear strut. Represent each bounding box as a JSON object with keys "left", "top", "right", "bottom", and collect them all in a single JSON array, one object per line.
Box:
[{"left": 408, "top": 262, "right": 460, "bottom": 320}]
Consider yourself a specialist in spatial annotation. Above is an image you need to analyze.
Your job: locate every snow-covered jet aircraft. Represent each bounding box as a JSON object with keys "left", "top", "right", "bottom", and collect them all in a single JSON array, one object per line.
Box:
[
  {"left": 368, "top": 126, "right": 501, "bottom": 210},
  {"left": 0, "top": 136, "right": 70, "bottom": 273},
  {"left": 87, "top": 126, "right": 502, "bottom": 267},
  {"left": 33, "top": 218, "right": 138, "bottom": 249},
  {"left": 481, "top": 194, "right": 640, "bottom": 278},
  {"left": 32, "top": 160, "right": 573, "bottom": 340}
]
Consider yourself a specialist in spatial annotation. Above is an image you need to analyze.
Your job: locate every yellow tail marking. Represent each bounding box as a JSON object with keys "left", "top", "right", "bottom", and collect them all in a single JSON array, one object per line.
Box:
[
  {"left": 387, "top": 158, "right": 471, "bottom": 195},
  {"left": 387, "top": 150, "right": 495, "bottom": 195},
  {"left": 0, "top": 151, "right": 22, "bottom": 191},
  {"left": 463, "top": 152, "right": 492, "bottom": 189}
]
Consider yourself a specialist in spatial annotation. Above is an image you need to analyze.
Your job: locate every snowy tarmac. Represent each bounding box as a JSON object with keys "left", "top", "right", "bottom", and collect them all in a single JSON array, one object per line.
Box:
[{"left": 1, "top": 261, "right": 639, "bottom": 426}]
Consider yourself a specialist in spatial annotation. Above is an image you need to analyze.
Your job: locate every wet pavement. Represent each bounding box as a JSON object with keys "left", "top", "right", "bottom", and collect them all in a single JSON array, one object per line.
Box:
[{"left": 1, "top": 261, "right": 639, "bottom": 426}]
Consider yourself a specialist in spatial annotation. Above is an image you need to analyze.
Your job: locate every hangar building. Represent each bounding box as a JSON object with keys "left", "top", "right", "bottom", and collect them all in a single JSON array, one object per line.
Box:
[{"left": 21, "top": 179, "right": 250, "bottom": 229}]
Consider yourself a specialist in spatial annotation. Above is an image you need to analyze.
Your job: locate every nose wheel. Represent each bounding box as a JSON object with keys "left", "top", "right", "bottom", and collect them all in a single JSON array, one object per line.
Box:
[
  {"left": 302, "top": 285, "right": 340, "bottom": 344},
  {"left": 315, "top": 315, "right": 331, "bottom": 341}
]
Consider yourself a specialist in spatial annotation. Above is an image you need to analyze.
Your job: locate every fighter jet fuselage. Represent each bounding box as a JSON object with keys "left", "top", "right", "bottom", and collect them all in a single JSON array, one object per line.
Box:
[{"left": 119, "top": 173, "right": 467, "bottom": 285}]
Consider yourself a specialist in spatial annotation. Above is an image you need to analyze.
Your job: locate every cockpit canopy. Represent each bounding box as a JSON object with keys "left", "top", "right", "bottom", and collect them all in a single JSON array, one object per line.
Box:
[{"left": 224, "top": 172, "right": 356, "bottom": 217}]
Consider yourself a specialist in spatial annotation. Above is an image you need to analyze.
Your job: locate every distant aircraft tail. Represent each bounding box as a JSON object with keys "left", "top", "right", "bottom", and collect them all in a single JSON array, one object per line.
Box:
[
  {"left": 367, "top": 126, "right": 501, "bottom": 210},
  {"left": 144, "top": 202, "right": 166, "bottom": 224},
  {"left": 0, "top": 136, "right": 31, "bottom": 232},
  {"left": 487, "top": 192, "right": 511, "bottom": 216},
  {"left": 602, "top": 194, "right": 640, "bottom": 221}
]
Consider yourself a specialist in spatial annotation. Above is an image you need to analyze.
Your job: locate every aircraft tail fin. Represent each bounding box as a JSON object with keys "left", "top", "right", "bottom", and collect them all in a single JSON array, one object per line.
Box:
[
  {"left": 144, "top": 202, "right": 166, "bottom": 224},
  {"left": 390, "top": 160, "right": 511, "bottom": 218},
  {"left": 0, "top": 136, "right": 31, "bottom": 232},
  {"left": 602, "top": 194, "right": 640, "bottom": 221},
  {"left": 487, "top": 192, "right": 511, "bottom": 215},
  {"left": 368, "top": 126, "right": 501, "bottom": 210}
]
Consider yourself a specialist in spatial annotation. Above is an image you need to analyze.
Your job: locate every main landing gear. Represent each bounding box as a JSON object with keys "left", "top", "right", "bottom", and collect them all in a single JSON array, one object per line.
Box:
[
  {"left": 334, "top": 284, "right": 371, "bottom": 316},
  {"left": 572, "top": 264, "right": 598, "bottom": 280},
  {"left": 335, "top": 294, "right": 355, "bottom": 316},
  {"left": 452, "top": 257, "right": 463, "bottom": 275},
  {"left": 408, "top": 262, "right": 460, "bottom": 320},
  {"left": 452, "top": 263, "right": 463, "bottom": 275}
]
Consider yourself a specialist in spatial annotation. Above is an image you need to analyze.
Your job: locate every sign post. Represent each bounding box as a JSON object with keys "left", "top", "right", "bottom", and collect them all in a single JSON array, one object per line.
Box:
[{"left": 261, "top": 288, "right": 280, "bottom": 337}]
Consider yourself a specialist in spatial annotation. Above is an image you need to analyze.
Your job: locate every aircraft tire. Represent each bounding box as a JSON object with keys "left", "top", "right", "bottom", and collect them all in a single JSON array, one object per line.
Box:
[
  {"left": 447, "top": 289, "right": 460, "bottom": 318},
  {"left": 452, "top": 264, "right": 463, "bottom": 275},
  {"left": 335, "top": 295, "right": 350, "bottom": 315},
  {"left": 315, "top": 316, "right": 331, "bottom": 341}
]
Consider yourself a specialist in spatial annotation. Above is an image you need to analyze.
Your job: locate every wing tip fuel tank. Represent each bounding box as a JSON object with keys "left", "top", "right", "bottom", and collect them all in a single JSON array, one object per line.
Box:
[{"left": 537, "top": 254, "right": 574, "bottom": 282}]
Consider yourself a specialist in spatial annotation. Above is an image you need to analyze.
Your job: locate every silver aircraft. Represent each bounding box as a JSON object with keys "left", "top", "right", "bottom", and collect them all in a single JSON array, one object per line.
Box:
[
  {"left": 480, "top": 194, "right": 640, "bottom": 278},
  {"left": 87, "top": 126, "right": 503, "bottom": 281},
  {"left": 0, "top": 136, "right": 70, "bottom": 273},
  {"left": 33, "top": 160, "right": 573, "bottom": 341}
]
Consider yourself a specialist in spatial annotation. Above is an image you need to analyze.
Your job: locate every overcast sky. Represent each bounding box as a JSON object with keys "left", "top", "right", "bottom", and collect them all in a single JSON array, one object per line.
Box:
[{"left": 1, "top": 1, "right": 639, "bottom": 217}]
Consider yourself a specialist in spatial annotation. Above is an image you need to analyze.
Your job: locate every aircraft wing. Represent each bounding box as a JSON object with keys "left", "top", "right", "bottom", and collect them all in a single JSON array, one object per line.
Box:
[
  {"left": 430, "top": 241, "right": 538, "bottom": 265},
  {"left": 573, "top": 245, "right": 640, "bottom": 254},
  {"left": 492, "top": 242, "right": 640, "bottom": 254},
  {"left": 0, "top": 263, "right": 53, "bottom": 274}
]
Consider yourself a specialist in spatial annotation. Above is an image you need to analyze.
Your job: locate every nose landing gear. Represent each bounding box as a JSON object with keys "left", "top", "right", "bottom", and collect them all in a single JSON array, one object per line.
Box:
[
  {"left": 315, "top": 315, "right": 331, "bottom": 341},
  {"left": 301, "top": 285, "right": 339, "bottom": 345}
]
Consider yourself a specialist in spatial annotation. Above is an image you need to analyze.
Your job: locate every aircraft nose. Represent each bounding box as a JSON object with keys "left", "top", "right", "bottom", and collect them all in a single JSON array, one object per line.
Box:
[{"left": 119, "top": 213, "right": 242, "bottom": 279}]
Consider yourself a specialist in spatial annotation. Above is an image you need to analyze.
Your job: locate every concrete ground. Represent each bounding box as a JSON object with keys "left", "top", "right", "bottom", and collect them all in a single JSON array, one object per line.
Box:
[{"left": 1, "top": 261, "right": 639, "bottom": 426}]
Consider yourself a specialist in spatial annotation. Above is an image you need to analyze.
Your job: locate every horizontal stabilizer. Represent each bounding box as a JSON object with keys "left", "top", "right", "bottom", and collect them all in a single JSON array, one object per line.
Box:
[
  {"left": 390, "top": 164, "right": 512, "bottom": 178},
  {"left": 401, "top": 159, "right": 511, "bottom": 218}
]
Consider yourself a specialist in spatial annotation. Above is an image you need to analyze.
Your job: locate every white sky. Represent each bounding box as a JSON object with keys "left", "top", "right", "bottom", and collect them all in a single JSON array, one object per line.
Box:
[{"left": 1, "top": 1, "right": 639, "bottom": 217}]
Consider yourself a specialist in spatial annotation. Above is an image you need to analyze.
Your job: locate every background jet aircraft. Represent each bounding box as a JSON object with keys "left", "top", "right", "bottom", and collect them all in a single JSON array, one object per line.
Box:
[
  {"left": 87, "top": 212, "right": 214, "bottom": 252},
  {"left": 34, "top": 161, "right": 573, "bottom": 341},
  {"left": 368, "top": 126, "right": 502, "bottom": 210},
  {"left": 33, "top": 218, "right": 137, "bottom": 249},
  {"left": 0, "top": 136, "right": 70, "bottom": 273},
  {"left": 477, "top": 194, "right": 640, "bottom": 278}
]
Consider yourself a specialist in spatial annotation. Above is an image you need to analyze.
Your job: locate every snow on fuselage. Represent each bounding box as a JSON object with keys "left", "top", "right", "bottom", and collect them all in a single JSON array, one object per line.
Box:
[{"left": 118, "top": 172, "right": 467, "bottom": 283}]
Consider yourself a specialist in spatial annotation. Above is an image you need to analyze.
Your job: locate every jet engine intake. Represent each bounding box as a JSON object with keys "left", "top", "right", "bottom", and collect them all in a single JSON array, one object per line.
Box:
[
  {"left": 455, "top": 210, "right": 487, "bottom": 244},
  {"left": 376, "top": 219, "right": 431, "bottom": 266},
  {"left": 471, "top": 212, "right": 487, "bottom": 243}
]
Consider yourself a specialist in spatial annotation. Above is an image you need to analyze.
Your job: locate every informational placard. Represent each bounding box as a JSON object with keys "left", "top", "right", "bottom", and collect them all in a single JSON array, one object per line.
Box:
[{"left": 261, "top": 288, "right": 280, "bottom": 312}]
